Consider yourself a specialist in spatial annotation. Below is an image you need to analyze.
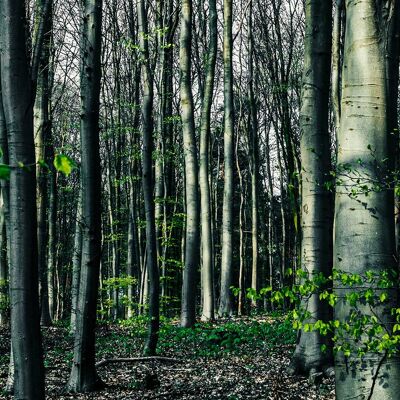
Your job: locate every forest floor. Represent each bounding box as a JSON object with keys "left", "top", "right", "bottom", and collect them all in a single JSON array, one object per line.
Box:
[{"left": 0, "top": 315, "right": 334, "bottom": 399}]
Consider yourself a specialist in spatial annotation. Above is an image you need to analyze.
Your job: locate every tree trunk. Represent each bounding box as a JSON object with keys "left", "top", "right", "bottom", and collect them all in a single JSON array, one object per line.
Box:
[
  {"left": 70, "top": 193, "right": 82, "bottom": 333},
  {"left": 180, "top": 0, "right": 200, "bottom": 328},
  {"left": 334, "top": 2, "right": 400, "bottom": 398},
  {"left": 0, "top": 1, "right": 45, "bottom": 397},
  {"left": 288, "top": 0, "right": 333, "bottom": 379},
  {"left": 219, "top": 0, "right": 235, "bottom": 317},
  {"left": 34, "top": 0, "right": 53, "bottom": 327},
  {"left": 66, "top": 0, "right": 103, "bottom": 392},
  {"left": 137, "top": 0, "right": 160, "bottom": 356},
  {"left": 199, "top": 0, "right": 217, "bottom": 322}
]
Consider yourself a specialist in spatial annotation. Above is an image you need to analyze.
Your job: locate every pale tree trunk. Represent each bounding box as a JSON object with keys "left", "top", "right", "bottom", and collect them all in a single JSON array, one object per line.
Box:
[
  {"left": 0, "top": 1, "right": 45, "bottom": 397},
  {"left": 47, "top": 165, "right": 57, "bottom": 321},
  {"left": 179, "top": 0, "right": 200, "bottom": 328},
  {"left": 137, "top": 0, "right": 160, "bottom": 355},
  {"left": 66, "top": 0, "right": 103, "bottom": 392},
  {"left": 334, "top": 1, "right": 400, "bottom": 399},
  {"left": 288, "top": 0, "right": 333, "bottom": 379},
  {"left": 199, "top": 0, "right": 217, "bottom": 322},
  {"left": 34, "top": 0, "right": 53, "bottom": 327},
  {"left": 248, "top": 2, "right": 259, "bottom": 309},
  {"left": 219, "top": 0, "right": 235, "bottom": 317},
  {"left": 70, "top": 193, "right": 82, "bottom": 333}
]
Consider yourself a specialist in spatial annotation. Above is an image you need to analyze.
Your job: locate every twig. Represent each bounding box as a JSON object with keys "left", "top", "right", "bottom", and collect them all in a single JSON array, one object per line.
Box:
[{"left": 95, "top": 356, "right": 181, "bottom": 368}]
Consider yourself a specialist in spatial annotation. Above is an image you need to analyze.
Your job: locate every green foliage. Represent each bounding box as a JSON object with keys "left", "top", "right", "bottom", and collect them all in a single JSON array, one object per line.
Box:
[
  {"left": 256, "top": 267, "right": 400, "bottom": 360},
  {"left": 157, "top": 318, "right": 295, "bottom": 357},
  {"left": 0, "top": 164, "right": 10, "bottom": 180},
  {"left": 53, "top": 154, "right": 76, "bottom": 177}
]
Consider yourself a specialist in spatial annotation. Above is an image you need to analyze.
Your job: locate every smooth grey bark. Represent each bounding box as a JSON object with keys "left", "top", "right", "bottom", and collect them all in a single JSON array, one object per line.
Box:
[
  {"left": 47, "top": 164, "right": 57, "bottom": 321},
  {"left": 0, "top": 0, "right": 45, "bottom": 397},
  {"left": 199, "top": 0, "right": 217, "bottom": 322},
  {"left": 34, "top": 0, "right": 53, "bottom": 327},
  {"left": 248, "top": 1, "right": 259, "bottom": 309},
  {"left": 137, "top": 0, "right": 160, "bottom": 355},
  {"left": 219, "top": 0, "right": 235, "bottom": 317},
  {"left": 334, "top": 1, "right": 400, "bottom": 399},
  {"left": 288, "top": 0, "right": 333, "bottom": 379},
  {"left": 179, "top": 0, "right": 200, "bottom": 328},
  {"left": 70, "top": 193, "right": 82, "bottom": 334},
  {"left": 66, "top": 0, "right": 103, "bottom": 392}
]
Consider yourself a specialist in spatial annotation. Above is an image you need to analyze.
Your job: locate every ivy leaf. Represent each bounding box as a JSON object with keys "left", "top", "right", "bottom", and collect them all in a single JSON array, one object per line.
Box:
[
  {"left": 54, "top": 154, "right": 76, "bottom": 177},
  {"left": 0, "top": 164, "right": 10, "bottom": 180}
]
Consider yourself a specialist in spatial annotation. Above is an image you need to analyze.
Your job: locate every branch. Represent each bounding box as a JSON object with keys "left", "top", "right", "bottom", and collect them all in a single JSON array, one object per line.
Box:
[{"left": 95, "top": 356, "right": 181, "bottom": 368}]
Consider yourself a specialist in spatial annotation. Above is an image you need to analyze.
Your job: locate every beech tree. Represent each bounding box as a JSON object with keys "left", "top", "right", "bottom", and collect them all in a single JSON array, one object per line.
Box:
[
  {"left": 288, "top": 0, "right": 333, "bottom": 379},
  {"left": 219, "top": 0, "right": 235, "bottom": 317},
  {"left": 333, "top": 1, "right": 400, "bottom": 398},
  {"left": 66, "top": 0, "right": 103, "bottom": 392},
  {"left": 0, "top": 0, "right": 45, "bottom": 397}
]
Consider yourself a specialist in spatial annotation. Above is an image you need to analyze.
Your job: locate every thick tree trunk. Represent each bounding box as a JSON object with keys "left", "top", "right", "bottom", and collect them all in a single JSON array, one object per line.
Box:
[
  {"left": 0, "top": 1, "right": 45, "bottom": 397},
  {"left": 199, "top": 0, "right": 217, "bottom": 322},
  {"left": 288, "top": 0, "right": 333, "bottom": 379},
  {"left": 334, "top": 2, "right": 400, "bottom": 399},
  {"left": 179, "top": 0, "right": 200, "bottom": 328},
  {"left": 137, "top": 0, "right": 160, "bottom": 355},
  {"left": 219, "top": 0, "right": 235, "bottom": 317},
  {"left": 66, "top": 0, "right": 103, "bottom": 392}
]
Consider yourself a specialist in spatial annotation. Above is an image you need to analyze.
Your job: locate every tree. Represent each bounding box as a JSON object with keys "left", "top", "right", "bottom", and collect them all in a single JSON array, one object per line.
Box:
[
  {"left": 334, "top": 1, "right": 400, "bottom": 398},
  {"left": 199, "top": 0, "right": 218, "bottom": 322},
  {"left": 288, "top": 0, "right": 333, "bottom": 380},
  {"left": 34, "top": 0, "right": 54, "bottom": 327},
  {"left": 180, "top": 0, "right": 200, "bottom": 328},
  {"left": 219, "top": 0, "right": 235, "bottom": 317},
  {"left": 0, "top": 0, "right": 45, "bottom": 397},
  {"left": 137, "top": 0, "right": 160, "bottom": 355},
  {"left": 66, "top": 0, "right": 103, "bottom": 392}
]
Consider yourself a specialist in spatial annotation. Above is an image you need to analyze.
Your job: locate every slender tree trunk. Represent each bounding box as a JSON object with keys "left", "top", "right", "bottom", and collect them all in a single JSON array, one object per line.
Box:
[
  {"left": 70, "top": 193, "right": 82, "bottom": 333},
  {"left": 137, "top": 0, "right": 160, "bottom": 355},
  {"left": 199, "top": 0, "right": 217, "bottom": 322},
  {"left": 334, "top": 2, "right": 400, "bottom": 398},
  {"left": 248, "top": 3, "right": 259, "bottom": 309},
  {"left": 288, "top": 0, "right": 333, "bottom": 379},
  {"left": 219, "top": 0, "right": 235, "bottom": 317},
  {"left": 0, "top": 1, "right": 45, "bottom": 397},
  {"left": 179, "top": 0, "right": 200, "bottom": 328},
  {"left": 47, "top": 165, "right": 57, "bottom": 321},
  {"left": 34, "top": 0, "right": 53, "bottom": 327},
  {"left": 66, "top": 0, "right": 103, "bottom": 392}
]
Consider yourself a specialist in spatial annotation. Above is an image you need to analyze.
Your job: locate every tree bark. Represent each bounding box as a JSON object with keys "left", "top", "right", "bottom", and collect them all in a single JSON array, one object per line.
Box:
[
  {"left": 179, "top": 0, "right": 200, "bottom": 328},
  {"left": 199, "top": 0, "right": 217, "bottom": 322},
  {"left": 137, "top": 0, "right": 160, "bottom": 355},
  {"left": 34, "top": 0, "right": 53, "bottom": 327},
  {"left": 0, "top": 1, "right": 45, "bottom": 397},
  {"left": 288, "top": 0, "right": 333, "bottom": 378},
  {"left": 334, "top": 1, "right": 400, "bottom": 398},
  {"left": 219, "top": 0, "right": 235, "bottom": 317},
  {"left": 66, "top": 0, "right": 103, "bottom": 392}
]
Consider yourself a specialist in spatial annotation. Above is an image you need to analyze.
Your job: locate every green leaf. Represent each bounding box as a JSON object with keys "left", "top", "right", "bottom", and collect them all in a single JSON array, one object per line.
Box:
[
  {"left": 0, "top": 164, "right": 10, "bottom": 180},
  {"left": 54, "top": 154, "right": 76, "bottom": 177}
]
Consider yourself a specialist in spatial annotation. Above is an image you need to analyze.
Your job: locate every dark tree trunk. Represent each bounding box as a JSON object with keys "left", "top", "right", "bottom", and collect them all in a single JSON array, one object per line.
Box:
[
  {"left": 66, "top": 0, "right": 103, "bottom": 392},
  {"left": 0, "top": 1, "right": 45, "bottom": 397}
]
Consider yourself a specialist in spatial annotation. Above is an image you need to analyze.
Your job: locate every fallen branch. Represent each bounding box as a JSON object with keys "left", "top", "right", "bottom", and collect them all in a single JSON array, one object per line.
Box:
[{"left": 95, "top": 356, "right": 181, "bottom": 368}]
